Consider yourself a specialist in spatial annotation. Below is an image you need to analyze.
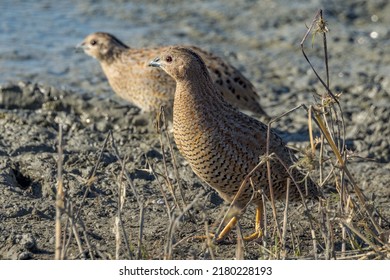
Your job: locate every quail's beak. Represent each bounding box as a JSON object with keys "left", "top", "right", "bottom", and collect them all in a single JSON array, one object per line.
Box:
[
  {"left": 75, "top": 42, "right": 87, "bottom": 53},
  {"left": 148, "top": 57, "right": 161, "bottom": 68}
]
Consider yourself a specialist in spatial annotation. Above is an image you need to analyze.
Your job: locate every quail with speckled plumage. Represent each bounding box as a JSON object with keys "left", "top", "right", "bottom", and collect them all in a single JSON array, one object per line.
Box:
[
  {"left": 77, "top": 32, "right": 269, "bottom": 120},
  {"left": 149, "top": 47, "right": 320, "bottom": 241}
]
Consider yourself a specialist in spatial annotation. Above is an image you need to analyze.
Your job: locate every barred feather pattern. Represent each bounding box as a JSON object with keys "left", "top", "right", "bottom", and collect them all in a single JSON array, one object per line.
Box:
[{"left": 153, "top": 47, "right": 319, "bottom": 210}]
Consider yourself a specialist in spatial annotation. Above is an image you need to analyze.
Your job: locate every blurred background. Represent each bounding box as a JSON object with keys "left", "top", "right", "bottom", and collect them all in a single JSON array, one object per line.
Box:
[{"left": 1, "top": 0, "right": 388, "bottom": 98}]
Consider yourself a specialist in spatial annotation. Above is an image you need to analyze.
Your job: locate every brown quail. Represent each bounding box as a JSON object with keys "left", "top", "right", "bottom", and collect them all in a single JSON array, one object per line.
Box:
[
  {"left": 149, "top": 47, "right": 319, "bottom": 241},
  {"left": 77, "top": 32, "right": 269, "bottom": 120}
]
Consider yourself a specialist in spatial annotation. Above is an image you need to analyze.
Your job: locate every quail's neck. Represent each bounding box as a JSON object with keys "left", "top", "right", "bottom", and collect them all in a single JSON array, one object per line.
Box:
[
  {"left": 101, "top": 46, "right": 128, "bottom": 65},
  {"left": 175, "top": 73, "right": 225, "bottom": 107},
  {"left": 173, "top": 74, "right": 234, "bottom": 134}
]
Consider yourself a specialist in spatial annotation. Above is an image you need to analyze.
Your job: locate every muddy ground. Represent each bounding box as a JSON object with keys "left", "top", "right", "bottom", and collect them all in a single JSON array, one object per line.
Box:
[{"left": 0, "top": 0, "right": 389, "bottom": 259}]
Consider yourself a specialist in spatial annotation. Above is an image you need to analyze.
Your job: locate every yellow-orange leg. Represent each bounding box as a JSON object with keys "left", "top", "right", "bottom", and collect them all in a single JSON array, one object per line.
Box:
[
  {"left": 192, "top": 203, "right": 264, "bottom": 242},
  {"left": 242, "top": 203, "right": 263, "bottom": 241}
]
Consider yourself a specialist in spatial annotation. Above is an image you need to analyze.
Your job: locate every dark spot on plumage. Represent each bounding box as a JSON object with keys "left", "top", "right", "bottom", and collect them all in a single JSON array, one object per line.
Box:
[
  {"left": 226, "top": 79, "right": 231, "bottom": 84},
  {"left": 214, "top": 69, "right": 222, "bottom": 77},
  {"left": 111, "top": 37, "right": 129, "bottom": 49},
  {"left": 216, "top": 79, "right": 223, "bottom": 85},
  {"left": 243, "top": 96, "right": 249, "bottom": 102},
  {"left": 236, "top": 94, "right": 241, "bottom": 100}
]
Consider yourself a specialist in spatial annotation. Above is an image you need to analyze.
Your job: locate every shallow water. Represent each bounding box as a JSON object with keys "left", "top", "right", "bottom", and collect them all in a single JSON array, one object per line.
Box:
[
  {"left": 1, "top": 0, "right": 389, "bottom": 95},
  {"left": 1, "top": 1, "right": 132, "bottom": 88},
  {"left": 1, "top": 1, "right": 171, "bottom": 89}
]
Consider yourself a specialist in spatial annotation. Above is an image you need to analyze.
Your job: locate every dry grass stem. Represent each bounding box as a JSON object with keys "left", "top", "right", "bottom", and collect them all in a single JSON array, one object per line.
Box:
[
  {"left": 203, "top": 219, "right": 216, "bottom": 260},
  {"left": 299, "top": 9, "right": 389, "bottom": 259},
  {"left": 146, "top": 158, "right": 173, "bottom": 220},
  {"left": 116, "top": 156, "right": 133, "bottom": 259},
  {"left": 164, "top": 190, "right": 204, "bottom": 259},
  {"left": 159, "top": 106, "right": 187, "bottom": 208},
  {"left": 281, "top": 178, "right": 290, "bottom": 253},
  {"left": 156, "top": 107, "right": 183, "bottom": 212},
  {"left": 213, "top": 156, "right": 268, "bottom": 241},
  {"left": 55, "top": 124, "right": 64, "bottom": 260},
  {"left": 235, "top": 224, "right": 245, "bottom": 260}
]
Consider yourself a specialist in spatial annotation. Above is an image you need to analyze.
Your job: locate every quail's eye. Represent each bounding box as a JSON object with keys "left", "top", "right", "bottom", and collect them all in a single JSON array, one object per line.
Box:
[
  {"left": 90, "top": 40, "right": 97, "bottom": 46},
  {"left": 165, "top": 55, "right": 173, "bottom": 63}
]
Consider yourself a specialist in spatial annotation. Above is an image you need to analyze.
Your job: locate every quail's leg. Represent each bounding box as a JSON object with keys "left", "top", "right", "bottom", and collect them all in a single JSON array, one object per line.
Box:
[
  {"left": 189, "top": 216, "right": 237, "bottom": 242},
  {"left": 214, "top": 202, "right": 263, "bottom": 242},
  {"left": 242, "top": 202, "right": 263, "bottom": 241},
  {"left": 191, "top": 202, "right": 263, "bottom": 242},
  {"left": 214, "top": 216, "right": 239, "bottom": 242}
]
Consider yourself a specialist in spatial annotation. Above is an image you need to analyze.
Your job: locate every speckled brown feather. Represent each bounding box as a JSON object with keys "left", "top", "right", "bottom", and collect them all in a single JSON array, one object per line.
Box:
[
  {"left": 77, "top": 32, "right": 269, "bottom": 119},
  {"left": 150, "top": 47, "right": 319, "bottom": 210}
]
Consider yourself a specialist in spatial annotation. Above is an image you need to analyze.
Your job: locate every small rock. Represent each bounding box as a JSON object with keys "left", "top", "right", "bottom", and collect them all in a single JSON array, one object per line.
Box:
[
  {"left": 20, "top": 233, "right": 36, "bottom": 250},
  {"left": 18, "top": 251, "right": 33, "bottom": 260}
]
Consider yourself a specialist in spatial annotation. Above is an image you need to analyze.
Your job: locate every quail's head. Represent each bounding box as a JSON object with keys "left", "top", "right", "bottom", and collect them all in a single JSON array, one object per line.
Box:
[
  {"left": 76, "top": 32, "right": 127, "bottom": 61},
  {"left": 148, "top": 47, "right": 208, "bottom": 82}
]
